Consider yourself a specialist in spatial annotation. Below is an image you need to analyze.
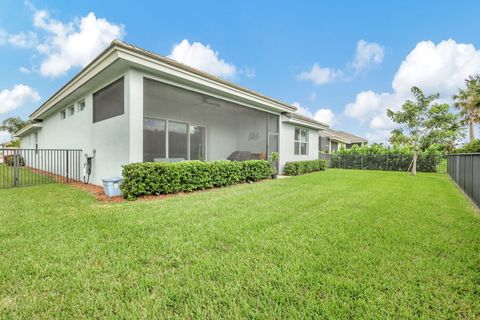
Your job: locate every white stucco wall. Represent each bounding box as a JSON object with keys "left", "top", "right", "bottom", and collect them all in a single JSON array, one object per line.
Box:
[
  {"left": 279, "top": 118, "right": 319, "bottom": 173},
  {"left": 20, "top": 70, "right": 132, "bottom": 186},
  {"left": 20, "top": 66, "right": 321, "bottom": 185}
]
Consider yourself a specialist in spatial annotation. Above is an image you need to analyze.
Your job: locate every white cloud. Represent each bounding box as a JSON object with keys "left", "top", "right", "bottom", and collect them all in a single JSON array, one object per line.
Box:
[
  {"left": 344, "top": 39, "right": 480, "bottom": 142},
  {"left": 0, "top": 84, "right": 40, "bottom": 114},
  {"left": 309, "top": 92, "right": 317, "bottom": 101},
  {"left": 292, "top": 102, "right": 335, "bottom": 126},
  {"left": 352, "top": 40, "right": 384, "bottom": 72},
  {"left": 392, "top": 39, "right": 480, "bottom": 96},
  {"left": 314, "top": 108, "right": 335, "bottom": 126},
  {"left": 297, "top": 63, "right": 341, "bottom": 85},
  {"left": 19, "top": 67, "right": 31, "bottom": 74},
  {"left": 0, "top": 28, "right": 37, "bottom": 48},
  {"left": 32, "top": 9, "right": 124, "bottom": 77},
  {"left": 168, "top": 39, "right": 237, "bottom": 79},
  {"left": 298, "top": 40, "right": 384, "bottom": 85}
]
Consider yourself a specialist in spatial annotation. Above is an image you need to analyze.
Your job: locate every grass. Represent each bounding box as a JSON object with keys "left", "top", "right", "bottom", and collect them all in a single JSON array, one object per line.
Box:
[
  {"left": 0, "top": 169, "right": 479, "bottom": 318},
  {"left": 0, "top": 164, "right": 52, "bottom": 187}
]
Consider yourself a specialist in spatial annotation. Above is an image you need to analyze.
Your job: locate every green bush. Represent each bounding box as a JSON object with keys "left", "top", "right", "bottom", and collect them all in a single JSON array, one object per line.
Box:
[
  {"left": 453, "top": 139, "right": 480, "bottom": 154},
  {"left": 120, "top": 160, "right": 272, "bottom": 200},
  {"left": 284, "top": 159, "right": 327, "bottom": 176},
  {"left": 5, "top": 154, "right": 25, "bottom": 166}
]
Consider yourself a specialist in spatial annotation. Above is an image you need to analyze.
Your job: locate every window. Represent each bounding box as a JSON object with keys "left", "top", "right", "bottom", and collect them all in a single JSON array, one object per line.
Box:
[
  {"left": 143, "top": 118, "right": 166, "bottom": 162},
  {"left": 60, "top": 109, "right": 66, "bottom": 120},
  {"left": 168, "top": 121, "right": 188, "bottom": 159},
  {"left": 68, "top": 105, "right": 75, "bottom": 116},
  {"left": 294, "top": 127, "right": 308, "bottom": 155},
  {"left": 190, "top": 125, "right": 206, "bottom": 161},
  {"left": 143, "top": 117, "right": 206, "bottom": 162},
  {"left": 93, "top": 77, "right": 124, "bottom": 123},
  {"left": 78, "top": 100, "right": 85, "bottom": 112}
]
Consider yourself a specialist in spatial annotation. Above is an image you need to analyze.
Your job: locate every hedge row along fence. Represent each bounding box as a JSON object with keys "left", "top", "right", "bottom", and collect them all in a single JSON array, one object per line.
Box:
[
  {"left": 121, "top": 160, "right": 273, "bottom": 200},
  {"left": 284, "top": 159, "right": 327, "bottom": 176},
  {"left": 329, "top": 154, "right": 446, "bottom": 173}
]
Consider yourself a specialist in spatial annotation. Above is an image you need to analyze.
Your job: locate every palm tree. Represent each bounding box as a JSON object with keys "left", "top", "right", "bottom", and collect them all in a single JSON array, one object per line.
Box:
[
  {"left": 0, "top": 117, "right": 30, "bottom": 139},
  {"left": 453, "top": 74, "right": 480, "bottom": 142}
]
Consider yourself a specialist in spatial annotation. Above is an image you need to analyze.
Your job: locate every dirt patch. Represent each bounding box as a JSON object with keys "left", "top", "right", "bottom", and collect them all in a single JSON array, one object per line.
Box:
[{"left": 68, "top": 181, "right": 125, "bottom": 203}]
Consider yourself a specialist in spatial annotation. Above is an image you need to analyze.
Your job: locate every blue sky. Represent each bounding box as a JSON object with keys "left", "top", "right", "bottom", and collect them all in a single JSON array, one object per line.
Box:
[{"left": 1, "top": 0, "right": 480, "bottom": 143}]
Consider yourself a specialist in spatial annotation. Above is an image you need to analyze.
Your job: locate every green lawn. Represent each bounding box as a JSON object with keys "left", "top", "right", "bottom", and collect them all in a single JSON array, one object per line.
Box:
[
  {"left": 0, "top": 164, "right": 52, "bottom": 187},
  {"left": 0, "top": 169, "right": 479, "bottom": 318}
]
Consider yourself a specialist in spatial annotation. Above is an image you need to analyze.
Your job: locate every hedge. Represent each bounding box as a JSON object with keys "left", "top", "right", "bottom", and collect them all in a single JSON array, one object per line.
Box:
[
  {"left": 330, "top": 154, "right": 442, "bottom": 172},
  {"left": 120, "top": 160, "right": 273, "bottom": 200},
  {"left": 284, "top": 159, "right": 327, "bottom": 176}
]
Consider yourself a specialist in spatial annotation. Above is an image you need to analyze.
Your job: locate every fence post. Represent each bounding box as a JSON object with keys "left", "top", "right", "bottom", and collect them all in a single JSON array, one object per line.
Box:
[
  {"left": 66, "top": 150, "right": 69, "bottom": 183},
  {"left": 13, "top": 151, "right": 19, "bottom": 187}
]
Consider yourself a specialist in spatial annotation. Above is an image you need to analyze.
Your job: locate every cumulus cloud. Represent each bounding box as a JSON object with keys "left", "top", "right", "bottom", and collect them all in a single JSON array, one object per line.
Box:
[
  {"left": 30, "top": 8, "right": 124, "bottom": 77},
  {"left": 297, "top": 63, "right": 342, "bottom": 85},
  {"left": 292, "top": 102, "right": 335, "bottom": 126},
  {"left": 352, "top": 40, "right": 384, "bottom": 72},
  {"left": 298, "top": 40, "right": 384, "bottom": 86},
  {"left": 168, "top": 39, "right": 237, "bottom": 79},
  {"left": 344, "top": 39, "right": 480, "bottom": 142},
  {"left": 0, "top": 84, "right": 40, "bottom": 114}
]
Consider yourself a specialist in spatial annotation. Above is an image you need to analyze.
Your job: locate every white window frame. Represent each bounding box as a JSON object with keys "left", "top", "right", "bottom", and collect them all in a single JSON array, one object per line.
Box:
[
  {"left": 60, "top": 109, "right": 66, "bottom": 120},
  {"left": 68, "top": 105, "right": 75, "bottom": 116},
  {"left": 294, "top": 127, "right": 309, "bottom": 155},
  {"left": 77, "top": 100, "right": 86, "bottom": 112}
]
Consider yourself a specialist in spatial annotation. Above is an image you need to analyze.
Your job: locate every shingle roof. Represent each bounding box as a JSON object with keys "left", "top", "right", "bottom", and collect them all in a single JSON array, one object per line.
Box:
[{"left": 320, "top": 128, "right": 368, "bottom": 144}]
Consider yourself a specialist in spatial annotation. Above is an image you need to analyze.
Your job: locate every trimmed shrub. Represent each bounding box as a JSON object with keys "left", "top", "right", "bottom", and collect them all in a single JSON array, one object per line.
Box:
[
  {"left": 330, "top": 154, "right": 442, "bottom": 172},
  {"left": 121, "top": 160, "right": 272, "bottom": 200},
  {"left": 284, "top": 159, "right": 326, "bottom": 176},
  {"left": 241, "top": 160, "right": 273, "bottom": 181}
]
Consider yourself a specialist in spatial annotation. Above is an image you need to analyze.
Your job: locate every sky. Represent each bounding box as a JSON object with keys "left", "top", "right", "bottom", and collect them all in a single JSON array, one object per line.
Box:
[{"left": 1, "top": 0, "right": 480, "bottom": 144}]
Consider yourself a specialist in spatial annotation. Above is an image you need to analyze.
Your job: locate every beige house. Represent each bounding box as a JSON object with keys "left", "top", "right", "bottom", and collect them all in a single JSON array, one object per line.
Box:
[{"left": 319, "top": 128, "right": 368, "bottom": 153}]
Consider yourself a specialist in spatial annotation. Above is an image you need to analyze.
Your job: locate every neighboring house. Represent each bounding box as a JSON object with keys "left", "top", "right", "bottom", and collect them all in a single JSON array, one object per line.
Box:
[
  {"left": 319, "top": 128, "right": 368, "bottom": 153},
  {"left": 16, "top": 40, "right": 328, "bottom": 185}
]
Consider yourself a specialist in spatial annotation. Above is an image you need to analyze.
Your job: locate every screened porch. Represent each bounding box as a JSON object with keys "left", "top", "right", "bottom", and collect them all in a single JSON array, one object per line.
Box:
[{"left": 142, "top": 78, "right": 279, "bottom": 163}]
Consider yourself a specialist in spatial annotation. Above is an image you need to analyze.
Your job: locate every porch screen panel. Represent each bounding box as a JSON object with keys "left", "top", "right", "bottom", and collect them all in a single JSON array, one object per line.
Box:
[
  {"left": 268, "top": 114, "right": 279, "bottom": 133},
  {"left": 168, "top": 121, "right": 188, "bottom": 159},
  {"left": 93, "top": 77, "right": 124, "bottom": 123},
  {"left": 268, "top": 134, "right": 278, "bottom": 153},
  {"left": 190, "top": 125, "right": 206, "bottom": 160},
  {"left": 143, "top": 118, "right": 166, "bottom": 162}
]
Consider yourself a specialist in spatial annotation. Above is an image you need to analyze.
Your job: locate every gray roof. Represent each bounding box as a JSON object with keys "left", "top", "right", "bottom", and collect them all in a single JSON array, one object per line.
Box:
[
  {"left": 321, "top": 128, "right": 368, "bottom": 144},
  {"left": 284, "top": 112, "right": 329, "bottom": 128}
]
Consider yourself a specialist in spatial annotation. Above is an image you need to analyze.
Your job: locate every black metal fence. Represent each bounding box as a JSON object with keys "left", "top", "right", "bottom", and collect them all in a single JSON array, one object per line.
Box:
[
  {"left": 447, "top": 153, "right": 480, "bottom": 208},
  {"left": 0, "top": 148, "right": 82, "bottom": 188},
  {"left": 326, "top": 154, "right": 447, "bottom": 173}
]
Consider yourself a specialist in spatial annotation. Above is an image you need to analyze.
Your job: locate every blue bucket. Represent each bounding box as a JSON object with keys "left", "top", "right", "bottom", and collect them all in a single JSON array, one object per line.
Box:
[{"left": 102, "top": 177, "right": 123, "bottom": 197}]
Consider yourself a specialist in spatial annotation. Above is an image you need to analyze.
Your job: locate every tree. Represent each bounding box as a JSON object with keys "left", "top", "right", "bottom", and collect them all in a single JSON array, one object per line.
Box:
[
  {"left": 453, "top": 74, "right": 480, "bottom": 142},
  {"left": 0, "top": 117, "right": 30, "bottom": 139},
  {"left": 388, "top": 128, "right": 410, "bottom": 146},
  {"left": 387, "top": 87, "right": 463, "bottom": 176}
]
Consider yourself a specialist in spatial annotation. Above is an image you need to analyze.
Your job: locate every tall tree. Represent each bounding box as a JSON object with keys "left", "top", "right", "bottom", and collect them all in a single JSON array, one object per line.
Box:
[
  {"left": 453, "top": 74, "right": 480, "bottom": 142},
  {"left": 387, "top": 87, "right": 463, "bottom": 176},
  {"left": 0, "top": 117, "right": 30, "bottom": 139}
]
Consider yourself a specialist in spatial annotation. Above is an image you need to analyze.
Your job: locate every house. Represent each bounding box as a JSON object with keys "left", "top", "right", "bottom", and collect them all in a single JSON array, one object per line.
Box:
[
  {"left": 16, "top": 40, "right": 329, "bottom": 185},
  {"left": 319, "top": 128, "right": 367, "bottom": 153}
]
